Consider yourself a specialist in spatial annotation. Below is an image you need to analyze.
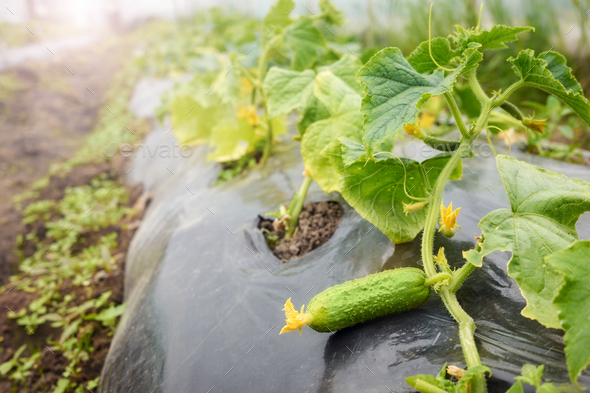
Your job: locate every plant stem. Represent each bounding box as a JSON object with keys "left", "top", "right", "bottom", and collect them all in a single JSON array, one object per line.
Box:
[
  {"left": 424, "top": 272, "right": 452, "bottom": 287},
  {"left": 443, "top": 92, "right": 469, "bottom": 137},
  {"left": 493, "top": 80, "right": 524, "bottom": 107},
  {"left": 421, "top": 139, "right": 471, "bottom": 278},
  {"left": 449, "top": 262, "right": 477, "bottom": 293},
  {"left": 420, "top": 136, "right": 487, "bottom": 393},
  {"left": 257, "top": 42, "right": 273, "bottom": 165},
  {"left": 285, "top": 175, "right": 312, "bottom": 240},
  {"left": 466, "top": 70, "right": 489, "bottom": 105},
  {"left": 260, "top": 101, "right": 274, "bottom": 165}
]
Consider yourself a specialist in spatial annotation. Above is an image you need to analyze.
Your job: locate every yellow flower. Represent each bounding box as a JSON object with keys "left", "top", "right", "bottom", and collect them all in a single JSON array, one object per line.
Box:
[
  {"left": 439, "top": 202, "right": 461, "bottom": 238},
  {"left": 237, "top": 105, "right": 260, "bottom": 126},
  {"left": 403, "top": 113, "right": 435, "bottom": 139},
  {"left": 404, "top": 122, "right": 425, "bottom": 139},
  {"left": 433, "top": 247, "right": 448, "bottom": 265},
  {"left": 521, "top": 116, "right": 546, "bottom": 134},
  {"left": 279, "top": 298, "right": 311, "bottom": 335},
  {"left": 240, "top": 76, "right": 254, "bottom": 95},
  {"left": 420, "top": 112, "right": 437, "bottom": 129},
  {"left": 403, "top": 201, "right": 427, "bottom": 215}
]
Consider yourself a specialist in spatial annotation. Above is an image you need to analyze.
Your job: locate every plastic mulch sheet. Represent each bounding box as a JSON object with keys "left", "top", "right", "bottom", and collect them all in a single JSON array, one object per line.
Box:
[{"left": 101, "top": 101, "right": 590, "bottom": 392}]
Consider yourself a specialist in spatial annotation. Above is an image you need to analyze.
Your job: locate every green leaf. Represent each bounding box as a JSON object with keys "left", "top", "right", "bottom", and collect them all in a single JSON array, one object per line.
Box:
[
  {"left": 170, "top": 96, "right": 229, "bottom": 145},
  {"left": 508, "top": 49, "right": 590, "bottom": 127},
  {"left": 456, "top": 366, "right": 491, "bottom": 393},
  {"left": 299, "top": 55, "right": 363, "bottom": 136},
  {"left": 424, "top": 152, "right": 463, "bottom": 184},
  {"left": 460, "top": 43, "right": 484, "bottom": 74},
  {"left": 211, "top": 58, "right": 242, "bottom": 104},
  {"left": 263, "top": 0, "right": 294, "bottom": 28},
  {"left": 95, "top": 303, "right": 127, "bottom": 324},
  {"left": 454, "top": 84, "right": 481, "bottom": 118},
  {"left": 323, "top": 137, "right": 461, "bottom": 243},
  {"left": 263, "top": 54, "right": 361, "bottom": 120},
  {"left": 507, "top": 382, "right": 525, "bottom": 393},
  {"left": 284, "top": 16, "right": 326, "bottom": 71},
  {"left": 301, "top": 71, "right": 362, "bottom": 193},
  {"left": 207, "top": 118, "right": 257, "bottom": 163},
  {"left": 52, "top": 378, "right": 71, "bottom": 393},
  {"left": 451, "top": 25, "right": 533, "bottom": 52},
  {"left": 319, "top": 0, "right": 345, "bottom": 26},
  {"left": 537, "top": 383, "right": 584, "bottom": 393},
  {"left": 322, "top": 134, "right": 366, "bottom": 169},
  {"left": 464, "top": 155, "right": 590, "bottom": 328},
  {"left": 59, "top": 319, "right": 81, "bottom": 345},
  {"left": 407, "top": 37, "right": 459, "bottom": 74},
  {"left": 298, "top": 96, "right": 330, "bottom": 136},
  {"left": 541, "top": 52, "right": 583, "bottom": 95},
  {"left": 260, "top": 114, "right": 287, "bottom": 139},
  {"left": 434, "top": 364, "right": 457, "bottom": 392},
  {"left": 405, "top": 374, "right": 454, "bottom": 393},
  {"left": 263, "top": 68, "right": 316, "bottom": 119},
  {"left": 0, "top": 360, "right": 15, "bottom": 376},
  {"left": 512, "top": 363, "right": 583, "bottom": 393},
  {"left": 318, "top": 54, "right": 363, "bottom": 94},
  {"left": 13, "top": 344, "right": 27, "bottom": 361},
  {"left": 546, "top": 241, "right": 590, "bottom": 386},
  {"left": 357, "top": 47, "right": 465, "bottom": 154},
  {"left": 515, "top": 364, "right": 544, "bottom": 388}
]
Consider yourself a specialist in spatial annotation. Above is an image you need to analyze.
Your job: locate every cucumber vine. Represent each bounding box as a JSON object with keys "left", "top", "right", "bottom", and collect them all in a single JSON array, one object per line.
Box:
[{"left": 277, "top": 3, "right": 590, "bottom": 392}]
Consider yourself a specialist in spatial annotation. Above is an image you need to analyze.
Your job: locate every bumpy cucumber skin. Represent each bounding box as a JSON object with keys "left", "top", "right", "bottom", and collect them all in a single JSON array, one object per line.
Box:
[{"left": 307, "top": 267, "right": 430, "bottom": 332}]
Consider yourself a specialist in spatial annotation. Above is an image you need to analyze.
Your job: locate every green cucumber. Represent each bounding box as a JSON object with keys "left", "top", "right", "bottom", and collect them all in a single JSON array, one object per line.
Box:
[
  {"left": 293, "top": 267, "right": 430, "bottom": 333},
  {"left": 500, "top": 101, "right": 524, "bottom": 121},
  {"left": 423, "top": 136, "right": 462, "bottom": 152}
]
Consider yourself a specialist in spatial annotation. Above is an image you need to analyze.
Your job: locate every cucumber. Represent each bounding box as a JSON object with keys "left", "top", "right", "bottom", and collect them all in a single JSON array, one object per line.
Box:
[
  {"left": 500, "top": 101, "right": 524, "bottom": 121},
  {"left": 280, "top": 267, "right": 431, "bottom": 334}
]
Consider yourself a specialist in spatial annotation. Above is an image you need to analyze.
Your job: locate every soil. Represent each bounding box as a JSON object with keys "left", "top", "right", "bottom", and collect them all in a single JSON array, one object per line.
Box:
[
  {"left": 260, "top": 201, "right": 344, "bottom": 262},
  {"left": 0, "top": 164, "right": 147, "bottom": 392},
  {"left": 0, "top": 34, "right": 142, "bottom": 392},
  {"left": 0, "top": 34, "right": 135, "bottom": 286}
]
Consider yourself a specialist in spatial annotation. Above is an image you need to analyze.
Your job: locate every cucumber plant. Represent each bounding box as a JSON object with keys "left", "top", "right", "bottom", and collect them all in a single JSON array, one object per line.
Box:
[
  {"left": 262, "top": 52, "right": 364, "bottom": 239},
  {"left": 280, "top": 5, "right": 590, "bottom": 392},
  {"left": 166, "top": 0, "right": 348, "bottom": 185}
]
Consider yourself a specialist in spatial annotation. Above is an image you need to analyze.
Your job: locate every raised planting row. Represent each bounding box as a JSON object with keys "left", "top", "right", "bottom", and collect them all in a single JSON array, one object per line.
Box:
[{"left": 106, "top": 1, "right": 590, "bottom": 392}]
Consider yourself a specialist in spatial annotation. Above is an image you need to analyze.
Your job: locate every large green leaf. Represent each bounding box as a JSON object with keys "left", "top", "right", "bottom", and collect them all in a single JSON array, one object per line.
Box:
[
  {"left": 263, "top": 68, "right": 316, "bottom": 119},
  {"left": 318, "top": 54, "right": 363, "bottom": 94},
  {"left": 508, "top": 49, "right": 590, "bottom": 126},
  {"left": 299, "top": 55, "right": 363, "bottom": 134},
  {"left": 207, "top": 118, "right": 257, "bottom": 163},
  {"left": 298, "top": 96, "right": 330, "bottom": 136},
  {"left": 407, "top": 37, "right": 459, "bottom": 74},
  {"left": 170, "top": 96, "right": 227, "bottom": 145},
  {"left": 451, "top": 25, "right": 533, "bottom": 51},
  {"left": 357, "top": 47, "right": 468, "bottom": 154},
  {"left": 263, "top": 0, "right": 294, "bottom": 28},
  {"left": 211, "top": 57, "right": 242, "bottom": 104},
  {"left": 301, "top": 71, "right": 362, "bottom": 193},
  {"left": 464, "top": 155, "right": 590, "bottom": 328},
  {"left": 284, "top": 16, "right": 326, "bottom": 71},
  {"left": 263, "top": 55, "right": 361, "bottom": 120},
  {"left": 319, "top": 0, "right": 345, "bottom": 27},
  {"left": 322, "top": 137, "right": 462, "bottom": 243},
  {"left": 546, "top": 241, "right": 590, "bottom": 386}
]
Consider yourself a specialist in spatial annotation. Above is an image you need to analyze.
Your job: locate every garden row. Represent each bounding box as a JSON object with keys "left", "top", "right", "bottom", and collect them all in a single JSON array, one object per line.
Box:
[{"left": 113, "top": 1, "right": 590, "bottom": 392}]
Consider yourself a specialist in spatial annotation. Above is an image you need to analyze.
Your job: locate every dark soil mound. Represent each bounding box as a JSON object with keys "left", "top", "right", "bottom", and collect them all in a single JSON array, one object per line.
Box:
[{"left": 260, "top": 201, "right": 344, "bottom": 262}]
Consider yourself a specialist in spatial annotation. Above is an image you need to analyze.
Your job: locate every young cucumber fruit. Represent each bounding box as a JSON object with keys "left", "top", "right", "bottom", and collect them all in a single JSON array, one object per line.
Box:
[{"left": 280, "top": 267, "right": 430, "bottom": 334}]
